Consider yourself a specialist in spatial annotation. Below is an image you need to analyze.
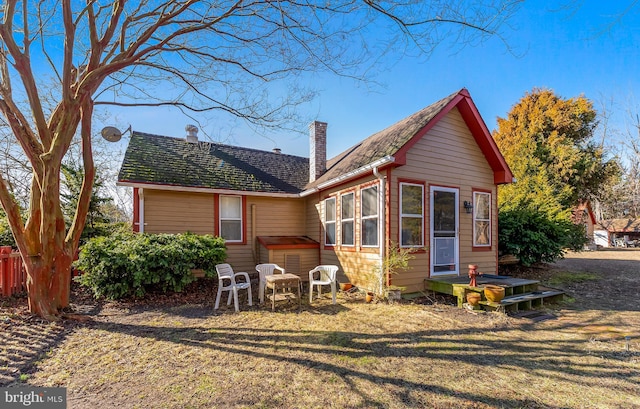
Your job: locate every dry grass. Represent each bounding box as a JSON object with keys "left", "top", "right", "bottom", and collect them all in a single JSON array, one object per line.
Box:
[{"left": 2, "top": 251, "right": 640, "bottom": 408}]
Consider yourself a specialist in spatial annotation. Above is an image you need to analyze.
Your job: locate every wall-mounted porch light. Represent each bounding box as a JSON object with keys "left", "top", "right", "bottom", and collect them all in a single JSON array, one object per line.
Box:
[{"left": 463, "top": 201, "right": 473, "bottom": 214}]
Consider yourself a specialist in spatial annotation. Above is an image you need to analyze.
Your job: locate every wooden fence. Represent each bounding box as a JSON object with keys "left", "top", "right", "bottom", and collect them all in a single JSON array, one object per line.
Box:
[{"left": 0, "top": 246, "right": 26, "bottom": 297}]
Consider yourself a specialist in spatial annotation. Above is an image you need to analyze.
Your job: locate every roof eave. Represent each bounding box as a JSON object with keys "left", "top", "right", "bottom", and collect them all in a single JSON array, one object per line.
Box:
[
  {"left": 300, "top": 155, "right": 396, "bottom": 197},
  {"left": 456, "top": 92, "right": 514, "bottom": 184},
  {"left": 393, "top": 89, "right": 514, "bottom": 185},
  {"left": 117, "top": 180, "right": 301, "bottom": 198}
]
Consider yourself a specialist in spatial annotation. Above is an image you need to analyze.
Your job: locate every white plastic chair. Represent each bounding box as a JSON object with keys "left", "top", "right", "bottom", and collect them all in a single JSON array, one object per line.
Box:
[
  {"left": 255, "top": 263, "right": 285, "bottom": 304},
  {"left": 214, "top": 263, "right": 253, "bottom": 312},
  {"left": 308, "top": 265, "right": 338, "bottom": 304}
]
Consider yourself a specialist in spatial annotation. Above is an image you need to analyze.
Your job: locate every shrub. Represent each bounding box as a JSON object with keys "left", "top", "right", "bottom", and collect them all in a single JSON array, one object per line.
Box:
[
  {"left": 498, "top": 208, "right": 587, "bottom": 266},
  {"left": 75, "top": 232, "right": 226, "bottom": 299},
  {"left": 0, "top": 217, "right": 16, "bottom": 248}
]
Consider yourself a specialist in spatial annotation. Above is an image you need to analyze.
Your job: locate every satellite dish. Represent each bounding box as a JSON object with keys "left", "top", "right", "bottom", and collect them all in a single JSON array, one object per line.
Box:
[{"left": 101, "top": 126, "right": 122, "bottom": 142}]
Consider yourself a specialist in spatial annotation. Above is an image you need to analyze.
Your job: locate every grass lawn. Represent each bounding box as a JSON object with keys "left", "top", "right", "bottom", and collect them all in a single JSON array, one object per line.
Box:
[{"left": 2, "top": 251, "right": 639, "bottom": 408}]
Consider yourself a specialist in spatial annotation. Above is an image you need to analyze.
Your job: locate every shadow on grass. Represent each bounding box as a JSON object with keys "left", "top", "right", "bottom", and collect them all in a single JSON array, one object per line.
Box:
[
  {"left": 0, "top": 298, "right": 103, "bottom": 387},
  {"left": 89, "top": 313, "right": 638, "bottom": 408}
]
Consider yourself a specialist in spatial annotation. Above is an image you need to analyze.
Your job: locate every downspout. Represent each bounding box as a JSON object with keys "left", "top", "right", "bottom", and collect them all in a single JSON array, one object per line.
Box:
[{"left": 373, "top": 165, "right": 386, "bottom": 295}]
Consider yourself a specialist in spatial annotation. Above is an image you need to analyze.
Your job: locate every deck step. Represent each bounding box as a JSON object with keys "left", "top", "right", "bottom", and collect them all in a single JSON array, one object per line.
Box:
[{"left": 479, "top": 290, "right": 564, "bottom": 312}]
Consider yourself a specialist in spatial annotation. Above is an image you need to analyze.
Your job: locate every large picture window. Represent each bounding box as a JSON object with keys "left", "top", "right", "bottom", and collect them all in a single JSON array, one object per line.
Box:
[
  {"left": 220, "top": 195, "right": 242, "bottom": 242},
  {"left": 400, "top": 183, "right": 424, "bottom": 247},
  {"left": 473, "top": 191, "right": 491, "bottom": 247},
  {"left": 361, "top": 186, "right": 379, "bottom": 247},
  {"left": 325, "top": 197, "right": 336, "bottom": 246},
  {"left": 341, "top": 192, "right": 355, "bottom": 246}
]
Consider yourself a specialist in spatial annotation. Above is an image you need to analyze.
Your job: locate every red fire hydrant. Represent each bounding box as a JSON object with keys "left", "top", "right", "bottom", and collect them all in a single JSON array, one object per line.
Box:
[{"left": 468, "top": 264, "right": 482, "bottom": 287}]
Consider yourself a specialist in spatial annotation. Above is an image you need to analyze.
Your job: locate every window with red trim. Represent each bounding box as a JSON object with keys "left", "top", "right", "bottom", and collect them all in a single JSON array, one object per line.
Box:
[
  {"left": 341, "top": 192, "right": 355, "bottom": 246},
  {"left": 324, "top": 197, "right": 336, "bottom": 246},
  {"left": 400, "top": 182, "right": 424, "bottom": 247},
  {"left": 220, "top": 195, "right": 242, "bottom": 242},
  {"left": 473, "top": 191, "right": 491, "bottom": 247},
  {"left": 361, "top": 185, "right": 379, "bottom": 247}
]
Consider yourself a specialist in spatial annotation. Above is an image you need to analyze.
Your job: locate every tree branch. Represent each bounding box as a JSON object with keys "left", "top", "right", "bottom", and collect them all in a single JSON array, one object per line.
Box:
[{"left": 66, "top": 100, "right": 94, "bottom": 251}]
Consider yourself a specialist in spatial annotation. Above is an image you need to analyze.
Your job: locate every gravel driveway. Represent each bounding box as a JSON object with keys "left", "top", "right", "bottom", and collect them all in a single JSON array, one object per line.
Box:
[{"left": 517, "top": 249, "right": 640, "bottom": 342}]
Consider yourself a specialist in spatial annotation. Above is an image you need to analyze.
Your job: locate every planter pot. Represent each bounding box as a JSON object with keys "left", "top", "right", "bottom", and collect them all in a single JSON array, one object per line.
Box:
[
  {"left": 483, "top": 285, "right": 505, "bottom": 302},
  {"left": 466, "top": 292, "right": 481, "bottom": 306},
  {"left": 365, "top": 292, "right": 374, "bottom": 303},
  {"left": 339, "top": 283, "right": 353, "bottom": 291}
]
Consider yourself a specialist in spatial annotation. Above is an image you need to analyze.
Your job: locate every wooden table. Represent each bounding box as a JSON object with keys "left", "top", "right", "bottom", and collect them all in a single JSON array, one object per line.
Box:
[{"left": 265, "top": 273, "right": 301, "bottom": 311}]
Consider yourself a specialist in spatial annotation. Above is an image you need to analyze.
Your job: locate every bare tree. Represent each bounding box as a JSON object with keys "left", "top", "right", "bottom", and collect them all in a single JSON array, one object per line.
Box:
[
  {"left": 592, "top": 94, "right": 640, "bottom": 220},
  {"left": 0, "top": 0, "right": 522, "bottom": 319}
]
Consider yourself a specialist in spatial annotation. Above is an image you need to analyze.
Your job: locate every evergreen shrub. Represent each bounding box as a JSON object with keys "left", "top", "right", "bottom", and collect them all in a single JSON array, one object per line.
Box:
[
  {"left": 498, "top": 209, "right": 587, "bottom": 266},
  {"left": 75, "top": 232, "right": 226, "bottom": 299}
]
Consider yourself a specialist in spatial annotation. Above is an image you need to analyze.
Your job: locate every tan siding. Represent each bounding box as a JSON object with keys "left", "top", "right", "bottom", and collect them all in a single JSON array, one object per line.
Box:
[
  {"left": 305, "top": 194, "right": 322, "bottom": 243},
  {"left": 143, "top": 190, "right": 312, "bottom": 273},
  {"left": 229, "top": 196, "right": 307, "bottom": 273},
  {"left": 388, "top": 107, "right": 499, "bottom": 291},
  {"left": 303, "top": 176, "right": 386, "bottom": 287},
  {"left": 249, "top": 196, "right": 307, "bottom": 237},
  {"left": 143, "top": 189, "right": 214, "bottom": 235}
]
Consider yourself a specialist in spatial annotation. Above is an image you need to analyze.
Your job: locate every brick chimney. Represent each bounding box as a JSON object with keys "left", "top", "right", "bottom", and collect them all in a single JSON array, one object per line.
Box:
[
  {"left": 309, "top": 121, "right": 327, "bottom": 183},
  {"left": 185, "top": 124, "right": 198, "bottom": 143}
]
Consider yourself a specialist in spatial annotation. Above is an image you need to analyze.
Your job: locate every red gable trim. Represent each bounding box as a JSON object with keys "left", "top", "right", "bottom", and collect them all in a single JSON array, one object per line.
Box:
[
  {"left": 576, "top": 201, "right": 597, "bottom": 225},
  {"left": 394, "top": 89, "right": 513, "bottom": 185},
  {"left": 132, "top": 187, "right": 140, "bottom": 233}
]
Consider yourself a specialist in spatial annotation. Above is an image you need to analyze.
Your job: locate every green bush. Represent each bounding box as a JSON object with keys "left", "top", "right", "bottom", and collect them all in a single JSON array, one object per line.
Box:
[
  {"left": 498, "top": 209, "right": 587, "bottom": 266},
  {"left": 0, "top": 216, "right": 16, "bottom": 248},
  {"left": 75, "top": 232, "right": 226, "bottom": 299}
]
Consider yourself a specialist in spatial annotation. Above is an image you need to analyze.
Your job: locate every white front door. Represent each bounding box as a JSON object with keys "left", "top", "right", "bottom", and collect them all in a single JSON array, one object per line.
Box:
[{"left": 430, "top": 186, "right": 459, "bottom": 276}]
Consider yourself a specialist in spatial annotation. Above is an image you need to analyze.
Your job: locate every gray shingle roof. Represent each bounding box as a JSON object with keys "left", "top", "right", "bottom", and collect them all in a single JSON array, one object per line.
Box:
[
  {"left": 307, "top": 90, "right": 459, "bottom": 188},
  {"left": 118, "top": 132, "right": 309, "bottom": 194},
  {"left": 118, "top": 89, "right": 463, "bottom": 194}
]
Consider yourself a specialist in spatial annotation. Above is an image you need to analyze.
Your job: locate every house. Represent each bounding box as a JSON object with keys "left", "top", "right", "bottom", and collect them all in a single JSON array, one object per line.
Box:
[
  {"left": 117, "top": 88, "right": 513, "bottom": 293},
  {"left": 595, "top": 219, "right": 640, "bottom": 247},
  {"left": 571, "top": 201, "right": 597, "bottom": 249}
]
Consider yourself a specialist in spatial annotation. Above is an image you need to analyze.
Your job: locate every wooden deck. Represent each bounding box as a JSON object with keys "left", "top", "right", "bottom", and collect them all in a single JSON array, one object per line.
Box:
[{"left": 424, "top": 274, "right": 564, "bottom": 312}]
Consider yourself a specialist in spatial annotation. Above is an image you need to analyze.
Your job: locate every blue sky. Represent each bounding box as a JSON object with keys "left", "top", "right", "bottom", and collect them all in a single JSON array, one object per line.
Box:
[{"left": 106, "top": 1, "right": 640, "bottom": 160}]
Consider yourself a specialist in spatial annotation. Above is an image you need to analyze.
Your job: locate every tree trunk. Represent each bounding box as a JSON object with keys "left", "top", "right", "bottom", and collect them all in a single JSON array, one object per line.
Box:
[
  {"left": 22, "top": 161, "right": 77, "bottom": 320},
  {"left": 24, "top": 249, "right": 73, "bottom": 320}
]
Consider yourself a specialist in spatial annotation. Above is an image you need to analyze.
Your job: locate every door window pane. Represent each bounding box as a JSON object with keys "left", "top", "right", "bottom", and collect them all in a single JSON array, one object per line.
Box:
[{"left": 433, "top": 191, "right": 456, "bottom": 233}]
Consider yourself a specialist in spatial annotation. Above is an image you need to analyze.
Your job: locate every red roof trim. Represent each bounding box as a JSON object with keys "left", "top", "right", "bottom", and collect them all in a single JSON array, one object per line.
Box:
[
  {"left": 394, "top": 93, "right": 466, "bottom": 164},
  {"left": 395, "top": 89, "right": 513, "bottom": 185},
  {"left": 574, "top": 202, "right": 597, "bottom": 225}
]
